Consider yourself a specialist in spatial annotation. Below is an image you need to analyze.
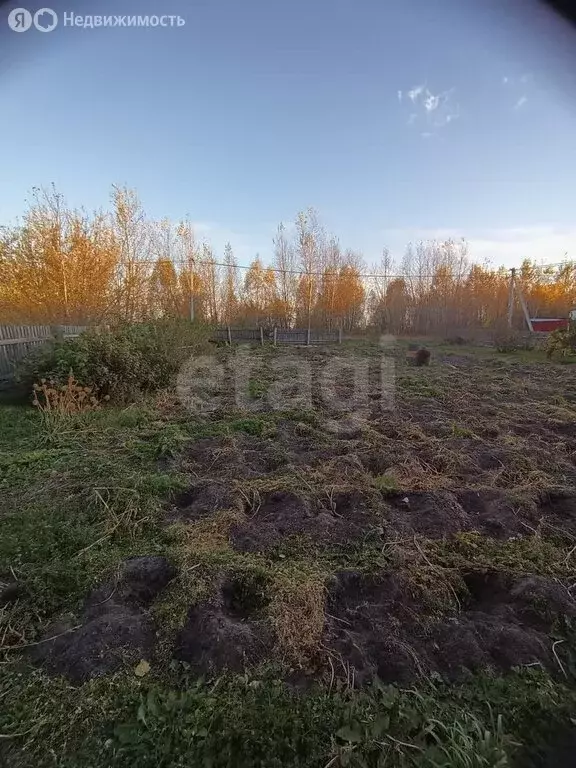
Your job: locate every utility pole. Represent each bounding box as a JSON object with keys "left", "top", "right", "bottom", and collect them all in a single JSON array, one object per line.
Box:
[
  {"left": 307, "top": 276, "right": 312, "bottom": 345},
  {"left": 507, "top": 267, "right": 533, "bottom": 332},
  {"left": 507, "top": 268, "right": 516, "bottom": 328},
  {"left": 517, "top": 286, "right": 534, "bottom": 332},
  {"left": 189, "top": 264, "right": 195, "bottom": 322}
]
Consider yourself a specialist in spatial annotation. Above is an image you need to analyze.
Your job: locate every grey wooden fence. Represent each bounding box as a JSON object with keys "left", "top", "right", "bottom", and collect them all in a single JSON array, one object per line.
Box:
[
  {"left": 211, "top": 327, "right": 343, "bottom": 346},
  {"left": 274, "top": 328, "right": 342, "bottom": 345},
  {"left": 0, "top": 325, "right": 87, "bottom": 380},
  {"left": 211, "top": 327, "right": 265, "bottom": 345}
]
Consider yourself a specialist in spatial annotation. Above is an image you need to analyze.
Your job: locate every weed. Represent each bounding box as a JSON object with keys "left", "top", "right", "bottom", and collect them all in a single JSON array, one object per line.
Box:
[
  {"left": 418, "top": 710, "right": 511, "bottom": 767},
  {"left": 450, "top": 423, "right": 475, "bottom": 438},
  {"left": 139, "top": 423, "right": 190, "bottom": 459},
  {"left": 248, "top": 378, "right": 268, "bottom": 400},
  {"left": 229, "top": 417, "right": 276, "bottom": 437},
  {"left": 33, "top": 373, "right": 105, "bottom": 415},
  {"left": 431, "top": 532, "right": 576, "bottom": 578},
  {"left": 372, "top": 474, "right": 399, "bottom": 492},
  {"left": 547, "top": 326, "right": 576, "bottom": 360},
  {"left": 31, "top": 373, "right": 107, "bottom": 441}
]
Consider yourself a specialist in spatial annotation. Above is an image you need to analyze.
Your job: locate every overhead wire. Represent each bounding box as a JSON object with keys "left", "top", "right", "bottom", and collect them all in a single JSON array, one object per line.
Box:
[{"left": 129, "top": 257, "right": 575, "bottom": 281}]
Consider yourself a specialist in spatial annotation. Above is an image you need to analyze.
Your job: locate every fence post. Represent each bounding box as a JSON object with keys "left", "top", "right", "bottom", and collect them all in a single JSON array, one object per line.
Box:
[
  {"left": 260, "top": 327, "right": 264, "bottom": 346},
  {"left": 307, "top": 327, "right": 311, "bottom": 346},
  {"left": 227, "top": 326, "right": 232, "bottom": 346},
  {"left": 273, "top": 327, "right": 277, "bottom": 346},
  {"left": 338, "top": 328, "right": 342, "bottom": 344}
]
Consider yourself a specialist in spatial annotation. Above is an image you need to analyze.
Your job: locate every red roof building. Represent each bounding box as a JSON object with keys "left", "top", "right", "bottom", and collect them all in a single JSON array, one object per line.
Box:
[{"left": 529, "top": 318, "right": 569, "bottom": 333}]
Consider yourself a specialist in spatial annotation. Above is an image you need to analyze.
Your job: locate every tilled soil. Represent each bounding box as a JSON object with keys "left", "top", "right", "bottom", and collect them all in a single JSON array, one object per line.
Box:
[
  {"left": 324, "top": 568, "right": 576, "bottom": 684},
  {"left": 31, "top": 344, "right": 576, "bottom": 687},
  {"left": 174, "top": 574, "right": 273, "bottom": 675},
  {"left": 32, "top": 557, "right": 176, "bottom": 682},
  {"left": 230, "top": 489, "right": 377, "bottom": 553}
]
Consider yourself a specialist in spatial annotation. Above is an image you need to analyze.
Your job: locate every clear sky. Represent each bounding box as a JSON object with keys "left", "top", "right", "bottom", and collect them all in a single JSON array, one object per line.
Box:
[{"left": 1, "top": 0, "right": 576, "bottom": 268}]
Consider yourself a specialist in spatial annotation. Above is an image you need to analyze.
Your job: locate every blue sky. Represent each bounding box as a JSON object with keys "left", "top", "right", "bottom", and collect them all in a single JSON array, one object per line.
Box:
[{"left": 1, "top": 0, "right": 576, "bottom": 268}]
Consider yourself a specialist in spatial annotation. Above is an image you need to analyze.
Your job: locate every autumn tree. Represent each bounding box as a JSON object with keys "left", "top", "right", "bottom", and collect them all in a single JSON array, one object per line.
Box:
[
  {"left": 198, "top": 244, "right": 219, "bottom": 324},
  {"left": 175, "top": 219, "right": 200, "bottom": 321},
  {"left": 220, "top": 242, "right": 239, "bottom": 324},
  {"left": 112, "top": 185, "right": 153, "bottom": 322},
  {"left": 315, "top": 237, "right": 341, "bottom": 329},
  {"left": 333, "top": 263, "right": 365, "bottom": 330},
  {"left": 242, "top": 257, "right": 267, "bottom": 325},
  {"left": 384, "top": 278, "right": 410, "bottom": 333},
  {"left": 273, "top": 223, "right": 296, "bottom": 327},
  {"left": 367, "top": 248, "right": 395, "bottom": 330},
  {"left": 3, "top": 186, "right": 576, "bottom": 336},
  {"left": 148, "top": 258, "right": 180, "bottom": 317},
  {"left": 0, "top": 185, "right": 118, "bottom": 324},
  {"left": 294, "top": 209, "right": 322, "bottom": 329}
]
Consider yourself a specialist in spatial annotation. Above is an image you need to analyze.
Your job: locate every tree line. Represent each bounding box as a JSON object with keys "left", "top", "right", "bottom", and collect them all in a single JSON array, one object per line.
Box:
[{"left": 1, "top": 185, "right": 575, "bottom": 335}]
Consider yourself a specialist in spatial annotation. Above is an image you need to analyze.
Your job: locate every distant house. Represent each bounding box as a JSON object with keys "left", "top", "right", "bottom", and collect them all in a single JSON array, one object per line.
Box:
[{"left": 529, "top": 318, "right": 568, "bottom": 333}]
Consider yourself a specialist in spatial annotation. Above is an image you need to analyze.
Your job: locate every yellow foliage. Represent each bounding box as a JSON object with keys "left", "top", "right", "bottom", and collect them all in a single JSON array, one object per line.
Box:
[{"left": 1, "top": 189, "right": 575, "bottom": 334}]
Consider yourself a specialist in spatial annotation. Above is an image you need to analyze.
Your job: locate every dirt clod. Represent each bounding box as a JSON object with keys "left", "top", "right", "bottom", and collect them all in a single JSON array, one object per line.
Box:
[
  {"left": 32, "top": 609, "right": 155, "bottom": 683},
  {"left": 386, "top": 491, "right": 470, "bottom": 537},
  {"left": 33, "top": 556, "right": 176, "bottom": 681},
  {"left": 324, "top": 571, "right": 428, "bottom": 684},
  {"left": 456, "top": 489, "right": 528, "bottom": 538},
  {"left": 230, "top": 489, "right": 375, "bottom": 553},
  {"left": 171, "top": 482, "right": 240, "bottom": 521},
  {"left": 538, "top": 489, "right": 576, "bottom": 537},
  {"left": 85, "top": 556, "right": 177, "bottom": 613},
  {"left": 324, "top": 568, "right": 574, "bottom": 685},
  {"left": 0, "top": 579, "right": 26, "bottom": 606},
  {"left": 174, "top": 574, "right": 273, "bottom": 674}
]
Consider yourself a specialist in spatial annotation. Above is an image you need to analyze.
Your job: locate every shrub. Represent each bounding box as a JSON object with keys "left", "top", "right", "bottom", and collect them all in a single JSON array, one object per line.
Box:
[
  {"left": 492, "top": 331, "right": 534, "bottom": 353},
  {"left": 493, "top": 333, "right": 518, "bottom": 353},
  {"left": 546, "top": 327, "right": 576, "bottom": 359},
  {"left": 17, "top": 320, "right": 209, "bottom": 403}
]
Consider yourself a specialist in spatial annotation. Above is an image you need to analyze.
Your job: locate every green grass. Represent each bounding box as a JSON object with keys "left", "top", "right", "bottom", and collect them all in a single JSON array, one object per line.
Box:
[
  {"left": 372, "top": 473, "right": 399, "bottom": 492},
  {"left": 2, "top": 662, "right": 575, "bottom": 767},
  {"left": 0, "top": 404, "right": 184, "bottom": 641},
  {"left": 248, "top": 377, "right": 269, "bottom": 400}
]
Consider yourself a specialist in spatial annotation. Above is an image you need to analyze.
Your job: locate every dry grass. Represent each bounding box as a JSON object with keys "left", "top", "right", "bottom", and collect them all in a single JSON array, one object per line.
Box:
[
  {"left": 384, "top": 456, "right": 453, "bottom": 491},
  {"left": 32, "top": 374, "right": 106, "bottom": 416},
  {"left": 269, "top": 571, "right": 326, "bottom": 663},
  {"left": 31, "top": 374, "right": 109, "bottom": 441},
  {"left": 176, "top": 509, "right": 246, "bottom": 559}
]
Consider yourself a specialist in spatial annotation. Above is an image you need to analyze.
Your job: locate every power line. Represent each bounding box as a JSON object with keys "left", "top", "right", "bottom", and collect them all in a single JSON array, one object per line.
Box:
[{"left": 135, "top": 257, "right": 576, "bottom": 281}]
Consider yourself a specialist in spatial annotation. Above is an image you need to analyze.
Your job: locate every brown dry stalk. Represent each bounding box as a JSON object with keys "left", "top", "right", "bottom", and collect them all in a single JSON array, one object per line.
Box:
[
  {"left": 180, "top": 509, "right": 245, "bottom": 555},
  {"left": 270, "top": 576, "right": 326, "bottom": 663}
]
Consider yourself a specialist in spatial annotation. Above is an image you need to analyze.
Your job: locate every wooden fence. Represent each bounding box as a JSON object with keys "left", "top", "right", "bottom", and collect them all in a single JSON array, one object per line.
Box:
[
  {"left": 274, "top": 328, "right": 342, "bottom": 345},
  {"left": 0, "top": 325, "right": 87, "bottom": 380},
  {"left": 210, "top": 327, "right": 342, "bottom": 346},
  {"left": 210, "top": 327, "right": 266, "bottom": 345}
]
